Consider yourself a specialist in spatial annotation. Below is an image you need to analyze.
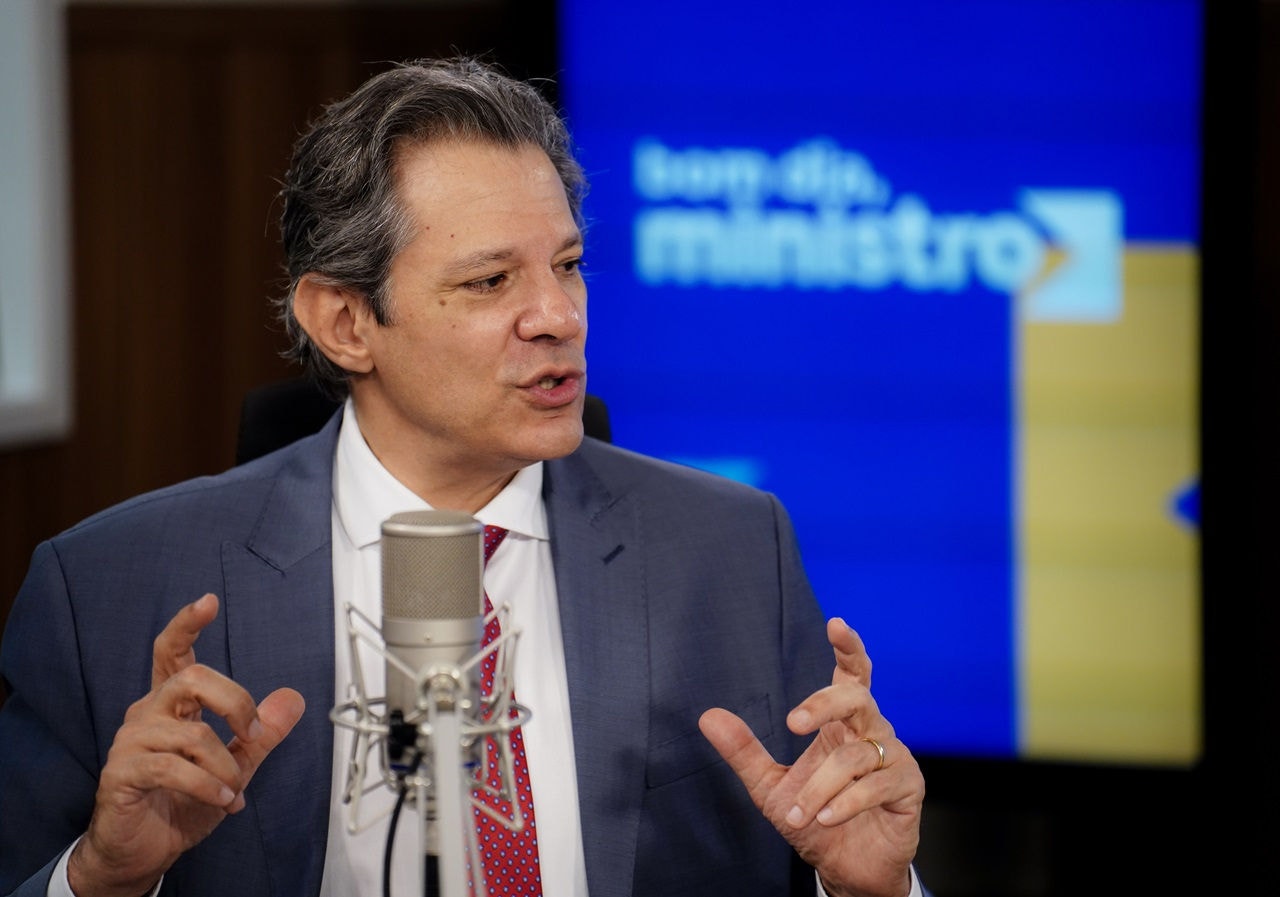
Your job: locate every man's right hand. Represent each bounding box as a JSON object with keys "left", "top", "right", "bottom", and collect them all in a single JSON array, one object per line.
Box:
[{"left": 66, "top": 594, "right": 305, "bottom": 897}]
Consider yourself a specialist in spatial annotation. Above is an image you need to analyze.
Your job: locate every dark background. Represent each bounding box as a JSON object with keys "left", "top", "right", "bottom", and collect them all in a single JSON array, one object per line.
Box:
[{"left": 0, "top": 2, "right": 1275, "bottom": 894}]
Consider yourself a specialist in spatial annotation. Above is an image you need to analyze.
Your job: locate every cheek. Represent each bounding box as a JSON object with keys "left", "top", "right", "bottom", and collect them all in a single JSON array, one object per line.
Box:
[
  {"left": 379, "top": 310, "right": 516, "bottom": 400},
  {"left": 374, "top": 323, "right": 456, "bottom": 397}
]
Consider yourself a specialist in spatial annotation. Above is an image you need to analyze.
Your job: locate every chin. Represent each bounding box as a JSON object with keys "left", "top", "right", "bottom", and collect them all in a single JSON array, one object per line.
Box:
[{"left": 520, "top": 416, "right": 585, "bottom": 462}]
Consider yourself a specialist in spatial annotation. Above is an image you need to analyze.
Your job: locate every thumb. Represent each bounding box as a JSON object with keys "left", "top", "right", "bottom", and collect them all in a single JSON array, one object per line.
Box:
[
  {"left": 228, "top": 688, "right": 306, "bottom": 794},
  {"left": 699, "top": 707, "right": 785, "bottom": 806},
  {"left": 257, "top": 687, "right": 306, "bottom": 740}
]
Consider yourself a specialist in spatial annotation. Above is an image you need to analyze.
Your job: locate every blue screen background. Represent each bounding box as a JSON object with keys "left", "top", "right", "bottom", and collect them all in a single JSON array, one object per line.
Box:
[{"left": 557, "top": 0, "right": 1202, "bottom": 758}]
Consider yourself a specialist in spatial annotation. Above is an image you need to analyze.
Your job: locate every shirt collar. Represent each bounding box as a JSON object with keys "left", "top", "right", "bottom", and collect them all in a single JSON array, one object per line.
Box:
[{"left": 333, "top": 397, "right": 547, "bottom": 550}]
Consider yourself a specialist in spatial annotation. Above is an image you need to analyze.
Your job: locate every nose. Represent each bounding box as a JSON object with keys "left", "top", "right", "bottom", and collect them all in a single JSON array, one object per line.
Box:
[{"left": 516, "top": 275, "right": 585, "bottom": 343}]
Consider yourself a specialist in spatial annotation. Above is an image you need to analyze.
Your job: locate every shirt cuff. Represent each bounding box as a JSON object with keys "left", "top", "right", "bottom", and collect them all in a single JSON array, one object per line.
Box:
[
  {"left": 49, "top": 836, "right": 164, "bottom": 897},
  {"left": 815, "top": 864, "right": 925, "bottom": 897}
]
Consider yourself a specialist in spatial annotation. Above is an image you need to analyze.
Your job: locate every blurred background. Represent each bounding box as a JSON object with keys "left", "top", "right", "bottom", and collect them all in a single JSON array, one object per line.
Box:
[{"left": 0, "top": 1, "right": 1275, "bottom": 894}]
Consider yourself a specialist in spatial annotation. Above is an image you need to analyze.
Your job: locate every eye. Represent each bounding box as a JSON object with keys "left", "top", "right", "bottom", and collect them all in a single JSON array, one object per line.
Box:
[
  {"left": 465, "top": 272, "right": 507, "bottom": 294},
  {"left": 558, "top": 257, "right": 585, "bottom": 277}
]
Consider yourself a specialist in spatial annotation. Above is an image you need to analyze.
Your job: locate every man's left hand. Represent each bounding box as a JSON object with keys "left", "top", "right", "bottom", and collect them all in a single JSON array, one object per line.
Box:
[{"left": 699, "top": 617, "right": 924, "bottom": 897}]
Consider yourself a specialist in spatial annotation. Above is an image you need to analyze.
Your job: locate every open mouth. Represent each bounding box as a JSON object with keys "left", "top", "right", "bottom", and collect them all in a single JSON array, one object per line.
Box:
[{"left": 537, "top": 375, "right": 565, "bottom": 390}]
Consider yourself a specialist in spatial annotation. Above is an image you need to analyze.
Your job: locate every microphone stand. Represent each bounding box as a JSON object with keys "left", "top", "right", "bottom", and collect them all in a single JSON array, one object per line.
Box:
[{"left": 423, "top": 668, "right": 468, "bottom": 897}]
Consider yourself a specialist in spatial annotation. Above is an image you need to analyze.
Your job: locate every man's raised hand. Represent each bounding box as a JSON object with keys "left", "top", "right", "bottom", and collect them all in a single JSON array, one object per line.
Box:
[{"left": 68, "top": 594, "right": 304, "bottom": 897}]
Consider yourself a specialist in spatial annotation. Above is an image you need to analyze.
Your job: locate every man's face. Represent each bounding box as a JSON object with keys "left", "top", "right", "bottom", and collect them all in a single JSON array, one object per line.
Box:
[{"left": 351, "top": 139, "right": 587, "bottom": 488}]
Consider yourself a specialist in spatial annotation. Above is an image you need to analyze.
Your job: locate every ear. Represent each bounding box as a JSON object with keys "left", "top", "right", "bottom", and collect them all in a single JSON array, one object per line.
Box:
[{"left": 292, "top": 274, "right": 375, "bottom": 374}]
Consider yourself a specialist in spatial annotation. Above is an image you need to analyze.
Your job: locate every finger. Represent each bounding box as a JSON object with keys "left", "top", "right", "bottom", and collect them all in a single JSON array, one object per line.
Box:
[
  {"left": 99, "top": 738, "right": 240, "bottom": 812},
  {"left": 785, "top": 736, "right": 894, "bottom": 828},
  {"left": 698, "top": 707, "right": 785, "bottom": 808},
  {"left": 786, "top": 680, "right": 882, "bottom": 738},
  {"left": 227, "top": 688, "right": 306, "bottom": 791},
  {"left": 814, "top": 742, "right": 924, "bottom": 829},
  {"left": 827, "top": 617, "right": 872, "bottom": 688},
  {"left": 146, "top": 663, "right": 265, "bottom": 746},
  {"left": 152, "top": 593, "right": 219, "bottom": 689},
  {"left": 112, "top": 716, "right": 247, "bottom": 793}
]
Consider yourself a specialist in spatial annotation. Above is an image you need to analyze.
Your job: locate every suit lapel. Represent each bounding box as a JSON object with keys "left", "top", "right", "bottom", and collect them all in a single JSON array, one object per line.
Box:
[
  {"left": 545, "top": 449, "right": 649, "bottom": 897},
  {"left": 221, "top": 421, "right": 340, "bottom": 897}
]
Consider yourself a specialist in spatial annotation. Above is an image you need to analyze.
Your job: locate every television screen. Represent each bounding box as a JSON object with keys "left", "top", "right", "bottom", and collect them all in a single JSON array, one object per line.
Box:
[{"left": 558, "top": 0, "right": 1202, "bottom": 765}]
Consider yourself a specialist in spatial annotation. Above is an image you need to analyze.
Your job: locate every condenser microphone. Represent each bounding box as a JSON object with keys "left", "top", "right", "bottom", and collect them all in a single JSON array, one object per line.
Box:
[
  {"left": 331, "top": 508, "right": 528, "bottom": 897},
  {"left": 380, "top": 509, "right": 485, "bottom": 728},
  {"left": 380, "top": 509, "right": 485, "bottom": 897}
]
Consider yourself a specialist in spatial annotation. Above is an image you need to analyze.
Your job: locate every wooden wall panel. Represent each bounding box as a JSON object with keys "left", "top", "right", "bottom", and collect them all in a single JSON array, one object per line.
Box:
[{"left": 0, "top": 3, "right": 553, "bottom": 698}]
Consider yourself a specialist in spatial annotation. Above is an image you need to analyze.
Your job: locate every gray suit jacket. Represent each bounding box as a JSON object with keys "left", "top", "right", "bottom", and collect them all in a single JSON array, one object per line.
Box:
[{"left": 0, "top": 414, "right": 834, "bottom": 896}]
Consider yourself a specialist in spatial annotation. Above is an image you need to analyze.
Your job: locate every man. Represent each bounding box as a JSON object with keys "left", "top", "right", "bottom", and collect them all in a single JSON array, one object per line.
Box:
[{"left": 0, "top": 58, "right": 927, "bottom": 897}]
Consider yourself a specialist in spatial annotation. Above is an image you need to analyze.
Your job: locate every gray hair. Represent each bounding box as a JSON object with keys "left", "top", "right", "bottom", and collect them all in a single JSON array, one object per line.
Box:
[{"left": 275, "top": 56, "right": 588, "bottom": 396}]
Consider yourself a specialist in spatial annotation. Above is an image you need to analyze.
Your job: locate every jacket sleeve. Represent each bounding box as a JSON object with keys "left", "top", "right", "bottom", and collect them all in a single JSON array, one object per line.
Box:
[{"left": 0, "top": 541, "right": 104, "bottom": 896}]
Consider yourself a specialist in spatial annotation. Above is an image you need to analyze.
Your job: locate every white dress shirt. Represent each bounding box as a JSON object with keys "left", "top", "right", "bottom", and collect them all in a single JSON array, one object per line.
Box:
[{"left": 321, "top": 399, "right": 587, "bottom": 897}]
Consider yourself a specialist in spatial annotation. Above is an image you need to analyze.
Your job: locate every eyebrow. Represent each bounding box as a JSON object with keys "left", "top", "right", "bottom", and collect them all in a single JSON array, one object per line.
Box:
[
  {"left": 442, "top": 249, "right": 513, "bottom": 280},
  {"left": 440, "top": 232, "right": 584, "bottom": 281}
]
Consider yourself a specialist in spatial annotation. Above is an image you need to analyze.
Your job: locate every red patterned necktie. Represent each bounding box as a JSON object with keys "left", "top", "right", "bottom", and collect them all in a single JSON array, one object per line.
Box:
[{"left": 470, "top": 525, "right": 542, "bottom": 896}]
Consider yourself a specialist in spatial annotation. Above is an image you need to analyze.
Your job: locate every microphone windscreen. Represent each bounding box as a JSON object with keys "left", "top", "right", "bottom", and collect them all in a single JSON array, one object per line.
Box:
[{"left": 381, "top": 510, "right": 483, "bottom": 622}]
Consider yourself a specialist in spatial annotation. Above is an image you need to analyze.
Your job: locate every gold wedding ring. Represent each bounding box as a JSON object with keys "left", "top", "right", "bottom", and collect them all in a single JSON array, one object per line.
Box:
[{"left": 860, "top": 736, "right": 885, "bottom": 772}]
